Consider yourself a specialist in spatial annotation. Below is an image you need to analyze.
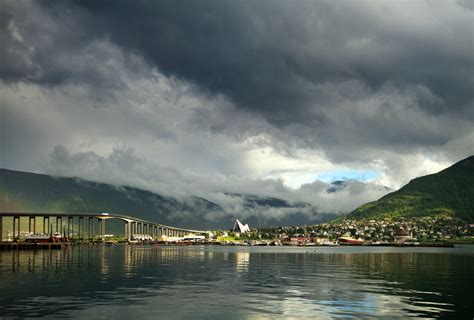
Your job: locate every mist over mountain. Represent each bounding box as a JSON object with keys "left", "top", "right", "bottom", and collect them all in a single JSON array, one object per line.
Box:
[{"left": 0, "top": 169, "right": 341, "bottom": 229}]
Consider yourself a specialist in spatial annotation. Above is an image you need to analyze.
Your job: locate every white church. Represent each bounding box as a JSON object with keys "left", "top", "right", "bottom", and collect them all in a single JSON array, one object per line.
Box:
[{"left": 233, "top": 219, "right": 251, "bottom": 234}]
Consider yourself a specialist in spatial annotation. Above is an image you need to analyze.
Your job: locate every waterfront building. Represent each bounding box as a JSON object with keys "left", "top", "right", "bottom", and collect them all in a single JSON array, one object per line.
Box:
[{"left": 394, "top": 228, "right": 413, "bottom": 244}]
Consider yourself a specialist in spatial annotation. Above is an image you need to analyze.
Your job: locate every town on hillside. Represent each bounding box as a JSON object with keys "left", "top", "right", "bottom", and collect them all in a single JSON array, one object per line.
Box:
[{"left": 223, "top": 216, "right": 474, "bottom": 247}]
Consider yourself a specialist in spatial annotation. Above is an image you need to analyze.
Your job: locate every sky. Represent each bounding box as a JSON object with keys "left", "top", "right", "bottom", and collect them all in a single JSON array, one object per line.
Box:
[{"left": 1, "top": 0, "right": 473, "bottom": 219}]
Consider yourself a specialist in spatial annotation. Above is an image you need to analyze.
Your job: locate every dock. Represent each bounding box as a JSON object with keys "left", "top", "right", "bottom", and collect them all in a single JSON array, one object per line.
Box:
[{"left": 0, "top": 242, "right": 67, "bottom": 250}]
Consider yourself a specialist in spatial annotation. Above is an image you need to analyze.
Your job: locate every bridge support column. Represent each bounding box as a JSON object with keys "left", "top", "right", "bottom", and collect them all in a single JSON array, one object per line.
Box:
[
  {"left": 13, "top": 216, "right": 20, "bottom": 242},
  {"left": 78, "top": 217, "right": 83, "bottom": 240},
  {"left": 56, "top": 217, "right": 62, "bottom": 234},
  {"left": 43, "top": 216, "right": 49, "bottom": 234},
  {"left": 88, "top": 217, "right": 93, "bottom": 240},
  {"left": 0, "top": 216, "right": 2, "bottom": 241},
  {"left": 28, "top": 217, "right": 32, "bottom": 234},
  {"left": 124, "top": 221, "right": 130, "bottom": 241},
  {"left": 68, "top": 217, "right": 73, "bottom": 238},
  {"left": 98, "top": 218, "right": 105, "bottom": 241}
]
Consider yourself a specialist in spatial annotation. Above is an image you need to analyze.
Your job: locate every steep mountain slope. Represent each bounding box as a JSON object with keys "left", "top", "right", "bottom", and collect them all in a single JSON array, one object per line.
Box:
[
  {"left": 0, "top": 169, "right": 334, "bottom": 229},
  {"left": 347, "top": 156, "right": 474, "bottom": 221}
]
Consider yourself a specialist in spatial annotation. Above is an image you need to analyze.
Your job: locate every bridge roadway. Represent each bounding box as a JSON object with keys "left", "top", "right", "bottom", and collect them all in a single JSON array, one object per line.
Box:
[{"left": 0, "top": 212, "right": 208, "bottom": 242}]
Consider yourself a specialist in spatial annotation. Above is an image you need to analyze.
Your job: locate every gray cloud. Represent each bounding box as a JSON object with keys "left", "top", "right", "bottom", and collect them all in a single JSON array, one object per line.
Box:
[
  {"left": 45, "top": 144, "right": 389, "bottom": 224},
  {"left": 1, "top": 0, "right": 473, "bottom": 222},
  {"left": 2, "top": 1, "right": 472, "bottom": 159}
]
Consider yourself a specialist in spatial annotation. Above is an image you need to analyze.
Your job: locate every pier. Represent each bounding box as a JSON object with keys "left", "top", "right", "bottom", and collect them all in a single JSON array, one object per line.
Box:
[{"left": 0, "top": 242, "right": 66, "bottom": 250}]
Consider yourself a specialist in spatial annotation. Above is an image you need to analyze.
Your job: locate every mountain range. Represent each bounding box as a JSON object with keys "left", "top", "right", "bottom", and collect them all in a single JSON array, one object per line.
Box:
[
  {"left": 2, "top": 155, "right": 472, "bottom": 230},
  {"left": 0, "top": 168, "right": 337, "bottom": 230}
]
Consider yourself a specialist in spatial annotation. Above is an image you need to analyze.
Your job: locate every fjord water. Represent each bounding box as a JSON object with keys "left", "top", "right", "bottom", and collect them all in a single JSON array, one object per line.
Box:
[{"left": 0, "top": 246, "right": 473, "bottom": 319}]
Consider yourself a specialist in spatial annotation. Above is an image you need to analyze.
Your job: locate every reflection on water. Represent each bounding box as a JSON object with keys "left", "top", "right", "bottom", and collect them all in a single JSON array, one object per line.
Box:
[{"left": 0, "top": 245, "right": 473, "bottom": 319}]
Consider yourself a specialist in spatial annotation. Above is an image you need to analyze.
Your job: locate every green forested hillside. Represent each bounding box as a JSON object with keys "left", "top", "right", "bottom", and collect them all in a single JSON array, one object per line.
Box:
[
  {"left": 347, "top": 156, "right": 474, "bottom": 222},
  {"left": 0, "top": 169, "right": 330, "bottom": 229},
  {"left": 0, "top": 169, "right": 223, "bottom": 229}
]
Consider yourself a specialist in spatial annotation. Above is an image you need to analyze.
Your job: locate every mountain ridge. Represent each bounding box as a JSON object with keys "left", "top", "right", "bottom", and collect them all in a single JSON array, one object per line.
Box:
[
  {"left": 346, "top": 155, "right": 474, "bottom": 222},
  {"left": 0, "top": 168, "right": 336, "bottom": 229}
]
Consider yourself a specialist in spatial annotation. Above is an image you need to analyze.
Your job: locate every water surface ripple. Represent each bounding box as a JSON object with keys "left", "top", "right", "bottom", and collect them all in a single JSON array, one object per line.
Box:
[{"left": 0, "top": 245, "right": 473, "bottom": 319}]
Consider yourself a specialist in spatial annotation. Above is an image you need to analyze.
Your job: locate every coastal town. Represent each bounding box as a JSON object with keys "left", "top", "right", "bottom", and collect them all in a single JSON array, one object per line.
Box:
[{"left": 224, "top": 216, "right": 474, "bottom": 246}]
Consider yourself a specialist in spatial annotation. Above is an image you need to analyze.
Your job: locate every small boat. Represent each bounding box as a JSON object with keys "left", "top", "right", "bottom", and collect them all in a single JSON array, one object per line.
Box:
[
  {"left": 338, "top": 236, "right": 364, "bottom": 246},
  {"left": 297, "top": 242, "right": 317, "bottom": 247},
  {"left": 24, "top": 233, "right": 51, "bottom": 243},
  {"left": 320, "top": 240, "right": 339, "bottom": 246},
  {"left": 24, "top": 232, "right": 65, "bottom": 243}
]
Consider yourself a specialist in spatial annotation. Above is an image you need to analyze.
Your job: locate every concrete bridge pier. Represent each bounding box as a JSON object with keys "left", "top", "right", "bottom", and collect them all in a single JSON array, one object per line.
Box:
[
  {"left": 67, "top": 217, "right": 73, "bottom": 238},
  {"left": 88, "top": 217, "right": 93, "bottom": 240},
  {"left": 124, "top": 221, "right": 131, "bottom": 241},
  {"left": 56, "top": 217, "right": 63, "bottom": 233},
  {"left": 13, "top": 216, "right": 20, "bottom": 242},
  {"left": 98, "top": 218, "right": 106, "bottom": 241},
  {"left": 130, "top": 221, "right": 135, "bottom": 239},
  {"left": 78, "top": 217, "right": 84, "bottom": 240},
  {"left": 43, "top": 216, "right": 49, "bottom": 234},
  {"left": 0, "top": 216, "right": 3, "bottom": 241},
  {"left": 28, "top": 217, "right": 36, "bottom": 234}
]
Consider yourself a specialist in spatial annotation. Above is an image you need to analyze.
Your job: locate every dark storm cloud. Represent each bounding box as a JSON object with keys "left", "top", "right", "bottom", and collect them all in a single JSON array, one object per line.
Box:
[
  {"left": 2, "top": 0, "right": 472, "bottom": 162},
  {"left": 73, "top": 0, "right": 474, "bottom": 120}
]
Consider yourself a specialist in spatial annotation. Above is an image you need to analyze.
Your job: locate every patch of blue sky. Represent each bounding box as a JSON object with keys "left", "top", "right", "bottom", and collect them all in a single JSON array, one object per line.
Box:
[{"left": 317, "top": 170, "right": 380, "bottom": 183}]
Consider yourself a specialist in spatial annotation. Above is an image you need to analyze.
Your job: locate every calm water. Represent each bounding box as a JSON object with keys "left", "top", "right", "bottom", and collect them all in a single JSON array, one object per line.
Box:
[{"left": 0, "top": 245, "right": 473, "bottom": 319}]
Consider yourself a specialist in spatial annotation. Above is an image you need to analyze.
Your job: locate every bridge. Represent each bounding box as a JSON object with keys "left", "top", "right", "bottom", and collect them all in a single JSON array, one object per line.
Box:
[{"left": 0, "top": 212, "right": 209, "bottom": 242}]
